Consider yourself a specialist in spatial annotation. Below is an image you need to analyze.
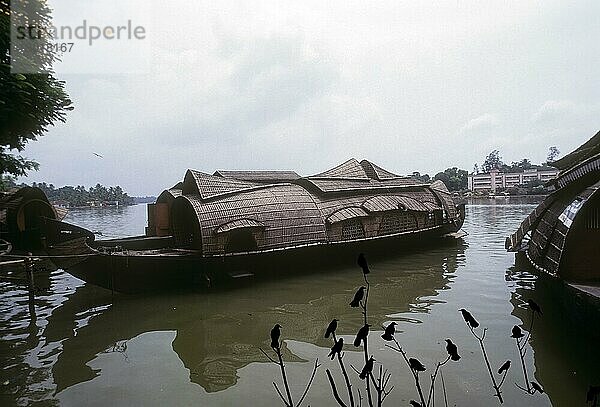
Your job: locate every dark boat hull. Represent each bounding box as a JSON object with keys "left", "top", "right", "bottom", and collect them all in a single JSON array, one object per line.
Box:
[{"left": 50, "top": 223, "right": 464, "bottom": 293}]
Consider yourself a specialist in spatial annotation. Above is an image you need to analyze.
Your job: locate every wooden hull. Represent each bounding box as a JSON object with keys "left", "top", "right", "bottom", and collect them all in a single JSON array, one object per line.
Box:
[{"left": 49, "top": 223, "right": 464, "bottom": 293}]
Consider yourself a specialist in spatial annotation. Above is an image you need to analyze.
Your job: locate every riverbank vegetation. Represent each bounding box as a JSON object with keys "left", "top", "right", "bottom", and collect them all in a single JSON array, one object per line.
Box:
[
  {"left": 31, "top": 182, "right": 134, "bottom": 207},
  {"left": 0, "top": 0, "right": 73, "bottom": 187}
]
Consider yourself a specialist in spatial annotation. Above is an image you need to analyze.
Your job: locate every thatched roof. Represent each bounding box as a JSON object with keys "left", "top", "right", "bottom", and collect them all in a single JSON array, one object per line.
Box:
[{"left": 214, "top": 170, "right": 300, "bottom": 183}]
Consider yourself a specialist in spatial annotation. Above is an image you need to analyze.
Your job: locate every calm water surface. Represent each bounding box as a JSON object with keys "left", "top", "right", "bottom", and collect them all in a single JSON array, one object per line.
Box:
[{"left": 1, "top": 200, "right": 599, "bottom": 406}]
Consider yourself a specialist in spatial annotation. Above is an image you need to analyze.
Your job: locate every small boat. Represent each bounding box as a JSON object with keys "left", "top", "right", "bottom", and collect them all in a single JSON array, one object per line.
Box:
[{"left": 44, "top": 159, "right": 466, "bottom": 293}]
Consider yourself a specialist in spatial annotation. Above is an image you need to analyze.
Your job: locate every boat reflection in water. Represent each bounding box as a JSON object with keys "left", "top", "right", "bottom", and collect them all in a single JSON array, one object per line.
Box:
[
  {"left": 45, "top": 239, "right": 466, "bottom": 397},
  {"left": 507, "top": 266, "right": 600, "bottom": 406}
]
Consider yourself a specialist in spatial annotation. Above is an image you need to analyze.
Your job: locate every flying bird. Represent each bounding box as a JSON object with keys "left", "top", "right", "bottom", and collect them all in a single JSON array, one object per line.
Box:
[
  {"left": 350, "top": 286, "right": 366, "bottom": 307},
  {"left": 357, "top": 253, "right": 370, "bottom": 274},
  {"left": 511, "top": 325, "right": 524, "bottom": 339},
  {"left": 325, "top": 319, "right": 338, "bottom": 338},
  {"left": 445, "top": 339, "right": 460, "bottom": 361},
  {"left": 270, "top": 324, "right": 281, "bottom": 349},
  {"left": 527, "top": 299, "right": 543, "bottom": 315},
  {"left": 409, "top": 357, "right": 426, "bottom": 372},
  {"left": 359, "top": 356, "right": 375, "bottom": 379},
  {"left": 530, "top": 381, "right": 544, "bottom": 394},
  {"left": 497, "top": 360, "right": 511, "bottom": 375},
  {"left": 409, "top": 401, "right": 423, "bottom": 407},
  {"left": 459, "top": 308, "right": 479, "bottom": 328},
  {"left": 381, "top": 322, "right": 397, "bottom": 341},
  {"left": 328, "top": 338, "right": 344, "bottom": 360},
  {"left": 93, "top": 152, "right": 104, "bottom": 158},
  {"left": 354, "top": 324, "right": 370, "bottom": 347}
]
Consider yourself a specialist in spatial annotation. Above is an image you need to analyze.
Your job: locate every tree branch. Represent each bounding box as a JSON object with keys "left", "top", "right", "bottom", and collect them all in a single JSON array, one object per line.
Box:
[
  {"left": 326, "top": 369, "right": 349, "bottom": 407},
  {"left": 296, "top": 359, "right": 320, "bottom": 407}
]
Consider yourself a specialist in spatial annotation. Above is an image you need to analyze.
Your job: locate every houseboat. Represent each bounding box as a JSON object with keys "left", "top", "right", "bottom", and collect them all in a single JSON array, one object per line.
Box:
[
  {"left": 506, "top": 130, "right": 600, "bottom": 293},
  {"left": 45, "top": 159, "right": 466, "bottom": 292}
]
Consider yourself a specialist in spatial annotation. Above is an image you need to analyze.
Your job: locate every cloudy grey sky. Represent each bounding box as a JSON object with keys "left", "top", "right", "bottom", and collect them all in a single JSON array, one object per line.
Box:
[{"left": 18, "top": 0, "right": 600, "bottom": 196}]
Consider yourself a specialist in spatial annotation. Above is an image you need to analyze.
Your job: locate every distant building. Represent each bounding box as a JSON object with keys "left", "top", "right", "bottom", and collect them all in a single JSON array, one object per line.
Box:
[{"left": 467, "top": 168, "right": 559, "bottom": 192}]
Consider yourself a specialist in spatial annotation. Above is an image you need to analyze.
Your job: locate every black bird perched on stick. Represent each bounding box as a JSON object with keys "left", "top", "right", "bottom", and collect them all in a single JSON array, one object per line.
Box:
[
  {"left": 381, "top": 322, "right": 397, "bottom": 341},
  {"left": 409, "top": 357, "right": 426, "bottom": 372},
  {"left": 354, "top": 324, "right": 370, "bottom": 347},
  {"left": 527, "top": 299, "right": 543, "bottom": 315},
  {"left": 511, "top": 325, "right": 524, "bottom": 339},
  {"left": 497, "top": 360, "right": 511, "bottom": 374},
  {"left": 328, "top": 338, "right": 344, "bottom": 360},
  {"left": 325, "top": 319, "right": 338, "bottom": 338},
  {"left": 270, "top": 324, "right": 282, "bottom": 349},
  {"left": 459, "top": 308, "right": 479, "bottom": 328},
  {"left": 350, "top": 286, "right": 366, "bottom": 307},
  {"left": 359, "top": 356, "right": 375, "bottom": 379},
  {"left": 531, "top": 381, "right": 544, "bottom": 394},
  {"left": 409, "top": 401, "right": 423, "bottom": 407},
  {"left": 357, "top": 253, "right": 370, "bottom": 274},
  {"left": 445, "top": 339, "right": 460, "bottom": 361}
]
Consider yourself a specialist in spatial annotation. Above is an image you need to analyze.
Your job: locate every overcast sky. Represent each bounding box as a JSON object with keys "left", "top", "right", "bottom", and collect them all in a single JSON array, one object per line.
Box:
[{"left": 17, "top": 0, "right": 600, "bottom": 196}]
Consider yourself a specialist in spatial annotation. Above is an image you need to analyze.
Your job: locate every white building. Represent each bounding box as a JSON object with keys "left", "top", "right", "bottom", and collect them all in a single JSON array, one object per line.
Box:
[{"left": 467, "top": 168, "right": 559, "bottom": 192}]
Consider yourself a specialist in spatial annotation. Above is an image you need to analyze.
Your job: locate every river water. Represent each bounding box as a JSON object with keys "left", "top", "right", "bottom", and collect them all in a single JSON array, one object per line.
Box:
[{"left": 1, "top": 199, "right": 599, "bottom": 406}]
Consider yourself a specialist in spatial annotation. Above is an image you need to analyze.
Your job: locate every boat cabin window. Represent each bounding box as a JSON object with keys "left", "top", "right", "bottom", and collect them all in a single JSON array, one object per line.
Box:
[
  {"left": 225, "top": 229, "right": 258, "bottom": 253},
  {"left": 341, "top": 220, "right": 366, "bottom": 240}
]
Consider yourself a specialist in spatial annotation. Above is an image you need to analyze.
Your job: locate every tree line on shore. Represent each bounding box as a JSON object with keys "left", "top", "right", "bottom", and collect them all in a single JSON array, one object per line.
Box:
[
  {"left": 30, "top": 182, "right": 134, "bottom": 207},
  {"left": 411, "top": 146, "right": 561, "bottom": 193}
]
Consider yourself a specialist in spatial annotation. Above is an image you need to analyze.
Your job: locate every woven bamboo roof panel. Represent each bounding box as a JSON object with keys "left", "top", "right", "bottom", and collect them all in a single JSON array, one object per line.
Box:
[
  {"left": 183, "top": 170, "right": 260, "bottom": 200},
  {"left": 360, "top": 160, "right": 402, "bottom": 180},
  {"left": 214, "top": 170, "right": 300, "bottom": 183},
  {"left": 180, "top": 184, "right": 327, "bottom": 255},
  {"left": 215, "top": 219, "right": 264, "bottom": 234},
  {"left": 310, "top": 158, "right": 369, "bottom": 180},
  {"left": 156, "top": 188, "right": 182, "bottom": 204},
  {"left": 552, "top": 153, "right": 600, "bottom": 190},
  {"left": 299, "top": 178, "right": 424, "bottom": 194},
  {"left": 430, "top": 180, "right": 450, "bottom": 193},
  {"left": 314, "top": 189, "right": 440, "bottom": 218},
  {"left": 362, "top": 195, "right": 441, "bottom": 213},
  {"left": 327, "top": 207, "right": 369, "bottom": 224},
  {"left": 552, "top": 129, "right": 600, "bottom": 171}
]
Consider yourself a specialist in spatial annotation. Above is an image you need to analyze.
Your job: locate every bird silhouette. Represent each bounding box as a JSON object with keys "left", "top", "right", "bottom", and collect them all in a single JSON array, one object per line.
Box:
[
  {"left": 409, "top": 357, "right": 426, "bottom": 372},
  {"left": 381, "top": 322, "right": 397, "bottom": 341},
  {"left": 497, "top": 360, "right": 511, "bottom": 374},
  {"left": 350, "top": 286, "right": 366, "bottom": 307},
  {"left": 93, "top": 152, "right": 104, "bottom": 158},
  {"left": 409, "top": 401, "right": 423, "bottom": 407},
  {"left": 459, "top": 308, "right": 479, "bottom": 328},
  {"left": 270, "top": 324, "right": 282, "bottom": 349},
  {"left": 328, "top": 338, "right": 344, "bottom": 360},
  {"left": 325, "top": 319, "right": 338, "bottom": 338},
  {"left": 359, "top": 356, "right": 375, "bottom": 379},
  {"left": 511, "top": 325, "right": 524, "bottom": 338},
  {"left": 357, "top": 253, "right": 370, "bottom": 274},
  {"left": 445, "top": 339, "right": 460, "bottom": 361},
  {"left": 354, "top": 324, "right": 370, "bottom": 347},
  {"left": 527, "top": 299, "right": 543, "bottom": 315},
  {"left": 531, "top": 381, "right": 544, "bottom": 394}
]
